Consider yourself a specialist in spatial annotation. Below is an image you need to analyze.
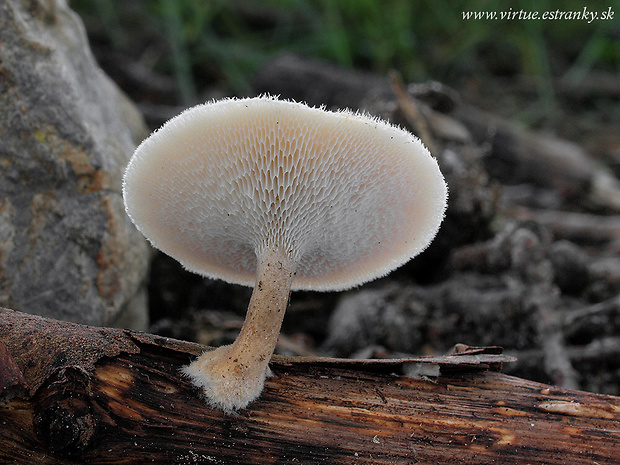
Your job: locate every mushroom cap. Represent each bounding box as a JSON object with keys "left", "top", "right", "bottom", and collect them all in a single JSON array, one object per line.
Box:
[{"left": 123, "top": 96, "right": 447, "bottom": 291}]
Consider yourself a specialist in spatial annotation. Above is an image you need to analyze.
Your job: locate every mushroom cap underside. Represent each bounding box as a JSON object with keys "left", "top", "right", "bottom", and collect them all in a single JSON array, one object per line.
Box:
[{"left": 123, "top": 96, "right": 447, "bottom": 291}]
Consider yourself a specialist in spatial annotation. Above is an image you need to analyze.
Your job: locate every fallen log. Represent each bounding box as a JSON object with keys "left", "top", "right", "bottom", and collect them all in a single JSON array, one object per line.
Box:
[{"left": 1, "top": 308, "right": 619, "bottom": 464}]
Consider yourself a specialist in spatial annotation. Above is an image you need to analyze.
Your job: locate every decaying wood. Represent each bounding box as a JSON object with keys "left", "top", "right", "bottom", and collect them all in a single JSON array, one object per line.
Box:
[
  {"left": 453, "top": 104, "right": 620, "bottom": 212},
  {"left": 1, "top": 308, "right": 619, "bottom": 464},
  {"left": 526, "top": 285, "right": 580, "bottom": 391},
  {"left": 509, "top": 206, "right": 620, "bottom": 246},
  {"left": 391, "top": 72, "right": 438, "bottom": 156}
]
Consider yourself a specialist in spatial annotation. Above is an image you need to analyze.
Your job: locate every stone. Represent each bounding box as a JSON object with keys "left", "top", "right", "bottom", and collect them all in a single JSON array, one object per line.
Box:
[{"left": 0, "top": 0, "right": 150, "bottom": 327}]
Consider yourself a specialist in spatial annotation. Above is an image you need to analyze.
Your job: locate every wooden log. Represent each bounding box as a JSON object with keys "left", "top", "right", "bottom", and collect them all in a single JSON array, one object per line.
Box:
[{"left": 1, "top": 308, "right": 619, "bottom": 464}]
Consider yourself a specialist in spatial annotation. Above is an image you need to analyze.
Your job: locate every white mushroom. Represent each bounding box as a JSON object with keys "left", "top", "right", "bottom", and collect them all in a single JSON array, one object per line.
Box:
[{"left": 123, "top": 96, "right": 448, "bottom": 413}]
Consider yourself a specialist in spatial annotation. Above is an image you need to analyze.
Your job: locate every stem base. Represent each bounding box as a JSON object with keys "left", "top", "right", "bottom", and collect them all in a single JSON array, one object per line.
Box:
[{"left": 182, "top": 344, "right": 270, "bottom": 413}]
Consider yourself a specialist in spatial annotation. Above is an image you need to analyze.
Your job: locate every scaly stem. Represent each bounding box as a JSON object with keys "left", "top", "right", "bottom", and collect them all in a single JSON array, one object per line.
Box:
[{"left": 183, "top": 247, "right": 295, "bottom": 413}]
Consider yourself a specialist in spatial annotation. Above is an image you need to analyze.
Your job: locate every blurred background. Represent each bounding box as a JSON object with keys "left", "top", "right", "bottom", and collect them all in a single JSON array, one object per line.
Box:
[
  {"left": 71, "top": 0, "right": 619, "bottom": 129},
  {"left": 66, "top": 0, "right": 620, "bottom": 394}
]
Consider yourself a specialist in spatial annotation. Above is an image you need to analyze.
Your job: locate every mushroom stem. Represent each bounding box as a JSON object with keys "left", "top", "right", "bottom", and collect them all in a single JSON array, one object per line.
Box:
[{"left": 182, "top": 246, "right": 295, "bottom": 413}]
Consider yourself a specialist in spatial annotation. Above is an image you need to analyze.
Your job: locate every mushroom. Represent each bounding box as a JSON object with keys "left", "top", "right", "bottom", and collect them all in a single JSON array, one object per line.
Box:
[{"left": 123, "top": 96, "right": 447, "bottom": 413}]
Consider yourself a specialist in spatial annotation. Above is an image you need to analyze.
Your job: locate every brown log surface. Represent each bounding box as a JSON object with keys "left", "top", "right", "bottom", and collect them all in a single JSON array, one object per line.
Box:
[{"left": 1, "top": 308, "right": 619, "bottom": 464}]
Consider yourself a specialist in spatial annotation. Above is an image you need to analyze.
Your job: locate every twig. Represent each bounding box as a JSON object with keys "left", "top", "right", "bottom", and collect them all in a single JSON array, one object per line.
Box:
[
  {"left": 508, "top": 206, "right": 620, "bottom": 245},
  {"left": 390, "top": 71, "right": 438, "bottom": 156},
  {"left": 527, "top": 285, "right": 580, "bottom": 390},
  {"left": 562, "top": 295, "right": 620, "bottom": 338}
]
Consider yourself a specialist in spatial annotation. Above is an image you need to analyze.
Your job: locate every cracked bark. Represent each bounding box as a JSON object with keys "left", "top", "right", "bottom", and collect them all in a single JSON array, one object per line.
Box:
[{"left": 1, "top": 308, "right": 619, "bottom": 464}]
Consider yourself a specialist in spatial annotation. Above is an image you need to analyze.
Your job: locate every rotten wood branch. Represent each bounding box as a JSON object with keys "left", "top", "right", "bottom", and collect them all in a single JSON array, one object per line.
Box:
[
  {"left": 563, "top": 295, "right": 620, "bottom": 335},
  {"left": 526, "top": 285, "right": 580, "bottom": 390},
  {"left": 391, "top": 71, "right": 438, "bottom": 156},
  {"left": 509, "top": 206, "right": 620, "bottom": 246},
  {"left": 1, "top": 308, "right": 619, "bottom": 464},
  {"left": 453, "top": 104, "right": 620, "bottom": 212}
]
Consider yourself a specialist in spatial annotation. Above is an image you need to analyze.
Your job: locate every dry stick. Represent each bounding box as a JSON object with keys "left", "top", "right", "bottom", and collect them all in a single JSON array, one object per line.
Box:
[
  {"left": 390, "top": 71, "right": 438, "bottom": 156},
  {"left": 454, "top": 104, "right": 620, "bottom": 212},
  {"left": 563, "top": 294, "right": 620, "bottom": 335},
  {"left": 569, "top": 336, "right": 620, "bottom": 362},
  {"left": 528, "top": 285, "right": 580, "bottom": 390},
  {"left": 508, "top": 337, "right": 620, "bottom": 371},
  {"left": 510, "top": 206, "right": 620, "bottom": 245}
]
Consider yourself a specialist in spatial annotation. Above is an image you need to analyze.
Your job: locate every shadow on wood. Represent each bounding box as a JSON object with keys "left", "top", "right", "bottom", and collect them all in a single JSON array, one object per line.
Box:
[{"left": 1, "top": 308, "right": 618, "bottom": 464}]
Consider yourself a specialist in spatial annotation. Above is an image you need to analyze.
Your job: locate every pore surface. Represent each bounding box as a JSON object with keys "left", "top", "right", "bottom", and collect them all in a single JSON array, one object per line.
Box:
[{"left": 123, "top": 97, "right": 447, "bottom": 291}]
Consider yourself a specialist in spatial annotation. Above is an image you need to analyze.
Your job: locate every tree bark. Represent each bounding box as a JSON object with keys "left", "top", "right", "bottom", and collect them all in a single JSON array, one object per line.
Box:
[{"left": 1, "top": 308, "right": 618, "bottom": 464}]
